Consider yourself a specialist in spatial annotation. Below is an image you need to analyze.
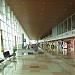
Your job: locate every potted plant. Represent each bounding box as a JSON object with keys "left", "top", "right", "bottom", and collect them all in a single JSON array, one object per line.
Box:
[{"left": 13, "top": 45, "right": 17, "bottom": 57}]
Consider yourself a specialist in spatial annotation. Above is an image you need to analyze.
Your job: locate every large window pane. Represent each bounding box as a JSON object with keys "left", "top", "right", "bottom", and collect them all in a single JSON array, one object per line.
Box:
[
  {"left": 5, "top": 32, "right": 7, "bottom": 41},
  {"left": 3, "top": 23, "right": 6, "bottom": 31},
  {"left": 5, "top": 40, "right": 9, "bottom": 51},
  {"left": 2, "top": 31, "right": 5, "bottom": 40},
  {"left": 0, "top": 0, "right": 3, "bottom": 13},
  {"left": 72, "top": 14, "right": 75, "bottom": 29},
  {"left": 60, "top": 23, "right": 63, "bottom": 33},
  {"left": 63, "top": 20, "right": 67, "bottom": 32},
  {"left": 7, "top": 19, "right": 10, "bottom": 25},
  {"left": 59, "top": 24, "right": 61, "bottom": 34},
  {"left": 3, "top": 15, "right": 6, "bottom": 22},
  {"left": 1, "top": 21, "right": 4, "bottom": 30},
  {"left": 0, "top": 12, "right": 3, "bottom": 20},
  {"left": 68, "top": 17, "right": 71, "bottom": 31},
  {"left": 7, "top": 26, "right": 11, "bottom": 33},
  {"left": 57, "top": 25, "right": 59, "bottom": 35},
  {"left": 3, "top": 7, "right": 5, "bottom": 15}
]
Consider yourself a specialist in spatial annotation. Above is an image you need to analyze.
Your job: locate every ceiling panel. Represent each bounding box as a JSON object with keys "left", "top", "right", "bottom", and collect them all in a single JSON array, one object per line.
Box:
[{"left": 5, "top": 0, "right": 75, "bottom": 39}]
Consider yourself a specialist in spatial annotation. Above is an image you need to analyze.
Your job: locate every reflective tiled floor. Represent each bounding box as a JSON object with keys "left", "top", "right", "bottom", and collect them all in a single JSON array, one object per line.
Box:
[{"left": 0, "top": 51, "right": 75, "bottom": 75}]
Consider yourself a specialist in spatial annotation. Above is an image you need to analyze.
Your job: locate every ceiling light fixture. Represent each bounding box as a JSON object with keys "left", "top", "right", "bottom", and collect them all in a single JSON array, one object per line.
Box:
[
  {"left": 24, "top": 9, "right": 26, "bottom": 10},
  {"left": 22, "top": 2, "right": 24, "bottom": 4},
  {"left": 64, "top": 9, "right": 67, "bottom": 11},
  {"left": 57, "top": 17, "right": 58, "bottom": 18},
  {"left": 43, "top": 2, "right": 46, "bottom": 4},
  {"left": 69, "top": 2, "right": 72, "bottom": 5},
  {"left": 42, "top": 8, "right": 44, "bottom": 10}
]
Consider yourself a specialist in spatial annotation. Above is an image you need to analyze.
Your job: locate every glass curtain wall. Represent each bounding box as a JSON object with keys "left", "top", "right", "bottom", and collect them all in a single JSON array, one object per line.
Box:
[
  {"left": 0, "top": 0, "right": 28, "bottom": 55},
  {"left": 57, "top": 13, "right": 75, "bottom": 35}
]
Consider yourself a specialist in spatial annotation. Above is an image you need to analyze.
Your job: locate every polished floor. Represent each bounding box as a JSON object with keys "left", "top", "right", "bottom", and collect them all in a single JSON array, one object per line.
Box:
[{"left": 0, "top": 50, "right": 75, "bottom": 75}]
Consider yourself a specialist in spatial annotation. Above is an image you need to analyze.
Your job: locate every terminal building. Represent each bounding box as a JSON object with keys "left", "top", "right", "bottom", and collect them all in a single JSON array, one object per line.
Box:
[{"left": 0, "top": 0, "right": 75, "bottom": 75}]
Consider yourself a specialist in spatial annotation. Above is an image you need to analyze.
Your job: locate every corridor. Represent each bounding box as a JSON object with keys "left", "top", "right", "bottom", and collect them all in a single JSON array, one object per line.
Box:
[{"left": 0, "top": 0, "right": 75, "bottom": 75}]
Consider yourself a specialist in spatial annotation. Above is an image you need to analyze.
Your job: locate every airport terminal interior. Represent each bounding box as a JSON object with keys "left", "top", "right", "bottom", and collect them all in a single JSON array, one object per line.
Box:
[{"left": 0, "top": 0, "right": 75, "bottom": 75}]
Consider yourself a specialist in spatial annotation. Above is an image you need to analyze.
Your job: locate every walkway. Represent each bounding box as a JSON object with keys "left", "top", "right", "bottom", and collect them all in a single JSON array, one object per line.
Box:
[{"left": 0, "top": 49, "right": 75, "bottom": 75}]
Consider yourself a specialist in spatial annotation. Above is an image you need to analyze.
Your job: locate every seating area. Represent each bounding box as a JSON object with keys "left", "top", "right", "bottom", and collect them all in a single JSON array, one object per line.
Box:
[
  {"left": 0, "top": 51, "right": 14, "bottom": 70},
  {"left": 3, "top": 51, "right": 13, "bottom": 58}
]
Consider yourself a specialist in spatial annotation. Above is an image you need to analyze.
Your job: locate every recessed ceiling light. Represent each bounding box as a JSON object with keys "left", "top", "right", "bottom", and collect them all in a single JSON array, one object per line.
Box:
[
  {"left": 42, "top": 8, "right": 44, "bottom": 10},
  {"left": 24, "top": 9, "right": 26, "bottom": 10},
  {"left": 57, "top": 17, "right": 58, "bottom": 18},
  {"left": 69, "top": 2, "right": 72, "bottom": 5},
  {"left": 43, "top": 2, "right": 46, "bottom": 4},
  {"left": 22, "top": 2, "right": 24, "bottom": 4},
  {"left": 64, "top": 9, "right": 67, "bottom": 10}
]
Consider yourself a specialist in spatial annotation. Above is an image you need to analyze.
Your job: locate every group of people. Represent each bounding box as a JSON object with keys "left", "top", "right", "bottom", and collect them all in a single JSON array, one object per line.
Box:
[
  {"left": 24, "top": 44, "right": 38, "bottom": 52},
  {"left": 41, "top": 42, "right": 55, "bottom": 58}
]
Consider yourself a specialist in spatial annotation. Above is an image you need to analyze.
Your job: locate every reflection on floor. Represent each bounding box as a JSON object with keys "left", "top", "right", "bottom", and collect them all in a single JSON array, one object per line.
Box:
[{"left": 0, "top": 51, "right": 75, "bottom": 75}]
